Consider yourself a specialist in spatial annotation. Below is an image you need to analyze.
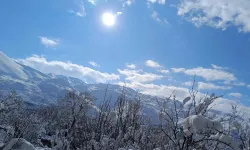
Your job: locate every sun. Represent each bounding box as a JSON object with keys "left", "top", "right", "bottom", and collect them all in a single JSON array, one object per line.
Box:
[{"left": 102, "top": 12, "right": 116, "bottom": 26}]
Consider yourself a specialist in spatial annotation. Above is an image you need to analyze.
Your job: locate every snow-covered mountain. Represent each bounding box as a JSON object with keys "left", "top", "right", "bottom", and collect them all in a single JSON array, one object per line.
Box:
[
  {"left": 0, "top": 52, "right": 77, "bottom": 103},
  {"left": 1, "top": 51, "right": 236, "bottom": 125},
  {"left": 0, "top": 52, "right": 164, "bottom": 119},
  {"left": 0, "top": 52, "right": 50, "bottom": 81}
]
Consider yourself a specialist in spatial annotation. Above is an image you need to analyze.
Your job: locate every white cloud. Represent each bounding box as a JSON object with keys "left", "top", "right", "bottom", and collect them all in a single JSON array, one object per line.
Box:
[
  {"left": 172, "top": 67, "right": 236, "bottom": 81},
  {"left": 216, "top": 98, "right": 250, "bottom": 118},
  {"left": 39, "top": 37, "right": 59, "bottom": 48},
  {"left": 177, "top": 0, "right": 250, "bottom": 32},
  {"left": 183, "top": 81, "right": 193, "bottom": 86},
  {"left": 211, "top": 64, "right": 228, "bottom": 70},
  {"left": 145, "top": 60, "right": 163, "bottom": 68},
  {"left": 68, "top": 0, "right": 86, "bottom": 17},
  {"left": 247, "top": 85, "right": 250, "bottom": 88},
  {"left": 16, "top": 56, "right": 119, "bottom": 83},
  {"left": 197, "top": 82, "right": 231, "bottom": 90},
  {"left": 158, "top": 0, "right": 165, "bottom": 4},
  {"left": 211, "top": 97, "right": 250, "bottom": 118},
  {"left": 116, "top": 12, "right": 123, "bottom": 16},
  {"left": 158, "top": 69, "right": 169, "bottom": 74},
  {"left": 234, "top": 82, "right": 246, "bottom": 86},
  {"left": 223, "top": 80, "right": 231, "bottom": 85},
  {"left": 223, "top": 81, "right": 246, "bottom": 86},
  {"left": 88, "top": 0, "right": 95, "bottom": 5},
  {"left": 147, "top": 0, "right": 169, "bottom": 24},
  {"left": 171, "top": 68, "right": 185, "bottom": 72},
  {"left": 164, "top": 19, "right": 170, "bottom": 24},
  {"left": 123, "top": 0, "right": 133, "bottom": 7},
  {"left": 152, "top": 11, "right": 161, "bottom": 22},
  {"left": 126, "top": 64, "right": 136, "bottom": 69},
  {"left": 117, "top": 82, "right": 190, "bottom": 100},
  {"left": 118, "top": 69, "right": 163, "bottom": 83},
  {"left": 151, "top": 12, "right": 169, "bottom": 24},
  {"left": 89, "top": 61, "right": 100, "bottom": 68},
  {"left": 147, "top": 0, "right": 166, "bottom": 5},
  {"left": 116, "top": 81, "right": 250, "bottom": 116},
  {"left": 228, "top": 92, "right": 242, "bottom": 98}
]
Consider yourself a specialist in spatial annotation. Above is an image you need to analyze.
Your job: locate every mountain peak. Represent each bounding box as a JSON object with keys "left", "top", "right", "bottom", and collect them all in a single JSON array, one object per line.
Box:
[{"left": 0, "top": 51, "right": 29, "bottom": 80}]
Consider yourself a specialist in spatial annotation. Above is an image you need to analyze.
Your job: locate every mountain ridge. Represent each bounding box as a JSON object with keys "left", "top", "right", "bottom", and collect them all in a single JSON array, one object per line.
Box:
[
  {"left": 0, "top": 52, "right": 234, "bottom": 123},
  {"left": 0, "top": 52, "right": 164, "bottom": 113}
]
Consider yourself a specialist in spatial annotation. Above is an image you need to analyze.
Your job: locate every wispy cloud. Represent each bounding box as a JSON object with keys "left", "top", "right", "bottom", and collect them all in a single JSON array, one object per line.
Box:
[
  {"left": 164, "top": 19, "right": 170, "bottom": 25},
  {"left": 145, "top": 60, "right": 163, "bottom": 68},
  {"left": 211, "top": 64, "right": 228, "bottom": 70},
  {"left": 234, "top": 82, "right": 246, "bottom": 86},
  {"left": 123, "top": 0, "right": 133, "bottom": 7},
  {"left": 158, "top": 69, "right": 169, "bottom": 74},
  {"left": 223, "top": 81, "right": 246, "bottom": 87},
  {"left": 68, "top": 0, "right": 86, "bottom": 17},
  {"left": 150, "top": 11, "right": 169, "bottom": 24},
  {"left": 116, "top": 12, "right": 123, "bottom": 16},
  {"left": 16, "top": 56, "right": 119, "bottom": 83},
  {"left": 89, "top": 61, "right": 100, "bottom": 68},
  {"left": 183, "top": 81, "right": 193, "bottom": 87},
  {"left": 147, "top": 0, "right": 166, "bottom": 5},
  {"left": 39, "top": 36, "right": 59, "bottom": 48},
  {"left": 152, "top": 11, "right": 161, "bottom": 22},
  {"left": 146, "top": 0, "right": 170, "bottom": 24},
  {"left": 126, "top": 64, "right": 136, "bottom": 69},
  {"left": 228, "top": 92, "right": 242, "bottom": 98}
]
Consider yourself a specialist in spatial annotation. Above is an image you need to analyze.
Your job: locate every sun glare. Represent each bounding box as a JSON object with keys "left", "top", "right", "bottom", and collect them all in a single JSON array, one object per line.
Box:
[{"left": 102, "top": 12, "right": 115, "bottom": 26}]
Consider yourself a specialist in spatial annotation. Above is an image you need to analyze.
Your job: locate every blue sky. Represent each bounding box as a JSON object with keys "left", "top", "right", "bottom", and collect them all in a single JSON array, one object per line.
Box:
[{"left": 1, "top": 0, "right": 250, "bottom": 111}]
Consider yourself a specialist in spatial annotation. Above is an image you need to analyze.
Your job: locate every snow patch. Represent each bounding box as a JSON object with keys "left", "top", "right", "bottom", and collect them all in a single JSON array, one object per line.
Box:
[
  {"left": 3, "top": 138, "right": 36, "bottom": 150},
  {"left": 182, "top": 115, "right": 223, "bottom": 136}
]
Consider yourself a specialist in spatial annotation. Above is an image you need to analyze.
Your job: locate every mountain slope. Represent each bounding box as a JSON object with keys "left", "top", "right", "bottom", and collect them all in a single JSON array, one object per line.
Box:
[
  {"left": 0, "top": 52, "right": 29, "bottom": 80},
  {"left": 0, "top": 52, "right": 50, "bottom": 81},
  {"left": 0, "top": 52, "right": 161, "bottom": 109},
  {"left": 0, "top": 52, "right": 166, "bottom": 121},
  {"left": 1, "top": 52, "right": 233, "bottom": 123},
  {"left": 0, "top": 52, "right": 72, "bottom": 104}
]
